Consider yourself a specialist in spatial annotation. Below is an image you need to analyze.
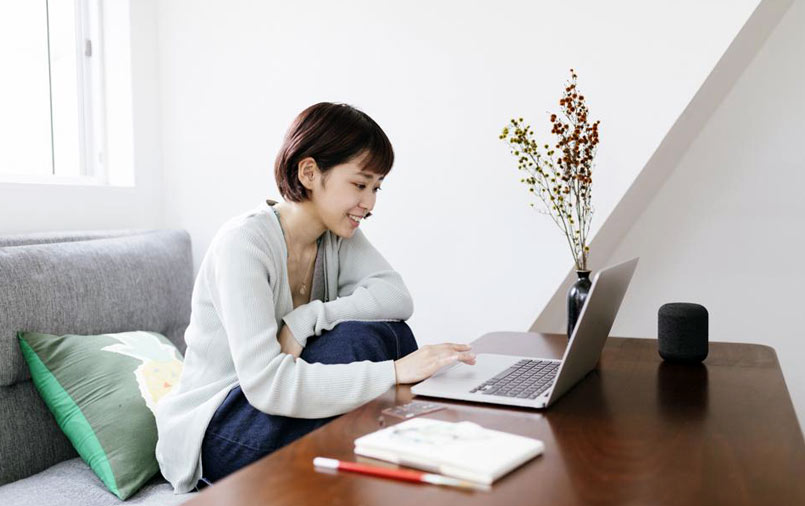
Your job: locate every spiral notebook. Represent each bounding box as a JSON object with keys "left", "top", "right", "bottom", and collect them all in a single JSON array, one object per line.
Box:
[{"left": 353, "top": 417, "right": 544, "bottom": 485}]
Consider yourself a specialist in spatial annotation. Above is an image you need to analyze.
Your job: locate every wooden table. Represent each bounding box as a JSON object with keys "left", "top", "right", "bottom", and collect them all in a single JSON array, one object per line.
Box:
[{"left": 187, "top": 332, "right": 805, "bottom": 506}]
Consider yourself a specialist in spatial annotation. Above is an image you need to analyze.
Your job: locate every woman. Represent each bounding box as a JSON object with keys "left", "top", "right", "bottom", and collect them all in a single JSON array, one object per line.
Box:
[{"left": 155, "top": 102, "right": 476, "bottom": 493}]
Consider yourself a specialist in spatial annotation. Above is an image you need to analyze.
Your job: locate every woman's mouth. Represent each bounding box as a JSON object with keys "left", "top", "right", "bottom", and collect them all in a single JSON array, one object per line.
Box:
[{"left": 348, "top": 214, "right": 363, "bottom": 227}]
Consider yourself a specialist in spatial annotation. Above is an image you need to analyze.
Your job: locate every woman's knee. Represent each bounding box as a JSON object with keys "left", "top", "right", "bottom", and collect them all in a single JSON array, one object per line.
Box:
[
  {"left": 302, "top": 320, "right": 417, "bottom": 364},
  {"left": 380, "top": 321, "right": 418, "bottom": 358},
  {"left": 342, "top": 320, "right": 417, "bottom": 361}
]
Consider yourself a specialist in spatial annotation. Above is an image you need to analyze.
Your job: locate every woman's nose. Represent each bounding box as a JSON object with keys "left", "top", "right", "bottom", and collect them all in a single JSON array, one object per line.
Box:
[{"left": 360, "top": 196, "right": 375, "bottom": 213}]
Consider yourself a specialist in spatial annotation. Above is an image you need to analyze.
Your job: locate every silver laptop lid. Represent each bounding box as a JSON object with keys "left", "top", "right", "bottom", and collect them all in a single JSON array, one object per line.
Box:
[{"left": 545, "top": 257, "right": 639, "bottom": 405}]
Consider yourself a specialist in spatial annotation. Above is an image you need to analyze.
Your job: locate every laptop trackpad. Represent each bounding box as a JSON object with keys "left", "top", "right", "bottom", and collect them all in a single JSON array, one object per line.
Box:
[{"left": 414, "top": 354, "right": 531, "bottom": 394}]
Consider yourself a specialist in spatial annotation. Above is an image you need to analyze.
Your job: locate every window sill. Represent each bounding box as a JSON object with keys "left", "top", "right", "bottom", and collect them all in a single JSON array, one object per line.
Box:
[{"left": 0, "top": 174, "right": 134, "bottom": 188}]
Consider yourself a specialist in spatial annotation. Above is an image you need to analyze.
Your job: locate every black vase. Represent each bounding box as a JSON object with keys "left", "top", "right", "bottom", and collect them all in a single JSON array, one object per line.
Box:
[{"left": 567, "top": 270, "right": 592, "bottom": 339}]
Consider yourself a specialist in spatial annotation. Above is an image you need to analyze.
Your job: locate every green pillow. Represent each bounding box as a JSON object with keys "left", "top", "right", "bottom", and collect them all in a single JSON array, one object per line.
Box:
[{"left": 17, "top": 330, "right": 183, "bottom": 500}]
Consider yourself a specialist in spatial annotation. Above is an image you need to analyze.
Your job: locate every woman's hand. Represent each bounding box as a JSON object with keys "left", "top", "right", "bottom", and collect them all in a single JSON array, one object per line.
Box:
[
  {"left": 277, "top": 323, "right": 303, "bottom": 360},
  {"left": 393, "top": 344, "right": 476, "bottom": 384}
]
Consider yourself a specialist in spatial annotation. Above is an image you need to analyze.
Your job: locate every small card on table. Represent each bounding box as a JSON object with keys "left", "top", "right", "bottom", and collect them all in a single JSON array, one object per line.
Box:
[{"left": 381, "top": 401, "right": 445, "bottom": 419}]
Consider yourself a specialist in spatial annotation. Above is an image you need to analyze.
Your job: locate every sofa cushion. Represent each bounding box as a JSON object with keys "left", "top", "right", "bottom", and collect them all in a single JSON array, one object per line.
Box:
[
  {"left": 0, "top": 230, "right": 193, "bottom": 485},
  {"left": 0, "top": 458, "right": 195, "bottom": 506},
  {"left": 0, "top": 230, "right": 144, "bottom": 248},
  {"left": 18, "top": 330, "right": 183, "bottom": 500},
  {"left": 0, "top": 381, "right": 78, "bottom": 484},
  {"left": 0, "top": 230, "right": 193, "bottom": 387}
]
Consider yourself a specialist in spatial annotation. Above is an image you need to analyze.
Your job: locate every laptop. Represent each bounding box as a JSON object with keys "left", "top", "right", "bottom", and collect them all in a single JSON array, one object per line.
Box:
[{"left": 411, "top": 257, "right": 639, "bottom": 409}]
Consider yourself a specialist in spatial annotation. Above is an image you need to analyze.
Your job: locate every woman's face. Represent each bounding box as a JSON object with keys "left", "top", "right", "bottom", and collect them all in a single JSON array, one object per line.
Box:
[{"left": 308, "top": 152, "right": 384, "bottom": 238}]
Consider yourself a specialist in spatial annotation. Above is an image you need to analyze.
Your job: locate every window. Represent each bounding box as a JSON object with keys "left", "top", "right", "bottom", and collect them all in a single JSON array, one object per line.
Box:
[{"left": 0, "top": 1, "right": 132, "bottom": 185}]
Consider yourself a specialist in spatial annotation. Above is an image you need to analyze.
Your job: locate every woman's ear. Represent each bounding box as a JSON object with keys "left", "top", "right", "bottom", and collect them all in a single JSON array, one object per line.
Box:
[{"left": 297, "top": 157, "right": 319, "bottom": 192}]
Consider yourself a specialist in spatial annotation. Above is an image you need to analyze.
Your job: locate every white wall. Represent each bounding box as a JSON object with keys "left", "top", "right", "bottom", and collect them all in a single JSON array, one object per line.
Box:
[
  {"left": 0, "top": 0, "right": 163, "bottom": 233},
  {"left": 2, "top": 0, "right": 798, "bottom": 427},
  {"left": 157, "top": 0, "right": 759, "bottom": 346},
  {"left": 606, "top": 0, "right": 804, "bottom": 426}
]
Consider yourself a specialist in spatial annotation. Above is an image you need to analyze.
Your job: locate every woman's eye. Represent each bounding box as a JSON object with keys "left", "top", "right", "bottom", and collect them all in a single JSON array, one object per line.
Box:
[{"left": 355, "top": 183, "right": 382, "bottom": 193}]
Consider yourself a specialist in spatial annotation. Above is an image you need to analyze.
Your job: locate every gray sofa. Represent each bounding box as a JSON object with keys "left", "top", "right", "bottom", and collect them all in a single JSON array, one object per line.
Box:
[{"left": 0, "top": 230, "right": 198, "bottom": 505}]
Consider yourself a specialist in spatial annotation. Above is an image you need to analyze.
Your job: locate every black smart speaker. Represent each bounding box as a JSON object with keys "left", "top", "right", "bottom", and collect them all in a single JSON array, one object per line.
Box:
[{"left": 658, "top": 302, "right": 708, "bottom": 363}]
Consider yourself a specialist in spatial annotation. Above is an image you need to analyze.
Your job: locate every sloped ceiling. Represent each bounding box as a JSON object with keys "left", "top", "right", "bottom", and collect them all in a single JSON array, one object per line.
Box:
[{"left": 530, "top": 0, "right": 793, "bottom": 334}]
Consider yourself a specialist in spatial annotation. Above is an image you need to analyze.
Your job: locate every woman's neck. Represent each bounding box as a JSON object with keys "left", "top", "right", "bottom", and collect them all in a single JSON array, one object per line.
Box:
[{"left": 274, "top": 201, "right": 325, "bottom": 256}]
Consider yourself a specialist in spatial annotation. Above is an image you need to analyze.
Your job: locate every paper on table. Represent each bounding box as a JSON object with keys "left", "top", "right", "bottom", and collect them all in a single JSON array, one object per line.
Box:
[{"left": 354, "top": 417, "right": 544, "bottom": 485}]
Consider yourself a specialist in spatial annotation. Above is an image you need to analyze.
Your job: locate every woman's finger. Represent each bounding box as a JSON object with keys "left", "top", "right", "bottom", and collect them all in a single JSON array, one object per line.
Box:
[
  {"left": 458, "top": 351, "right": 476, "bottom": 363},
  {"left": 443, "top": 343, "right": 471, "bottom": 350},
  {"left": 436, "top": 351, "right": 475, "bottom": 368},
  {"left": 437, "top": 353, "right": 459, "bottom": 366}
]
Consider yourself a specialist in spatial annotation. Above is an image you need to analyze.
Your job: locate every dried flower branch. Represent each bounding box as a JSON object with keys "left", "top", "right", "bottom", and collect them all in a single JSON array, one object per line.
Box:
[{"left": 499, "top": 69, "right": 600, "bottom": 271}]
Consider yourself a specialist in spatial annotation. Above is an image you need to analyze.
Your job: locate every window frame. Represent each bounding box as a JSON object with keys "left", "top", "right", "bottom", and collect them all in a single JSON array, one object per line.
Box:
[
  {"left": 0, "top": 0, "right": 109, "bottom": 186},
  {"left": 76, "top": 0, "right": 107, "bottom": 183}
]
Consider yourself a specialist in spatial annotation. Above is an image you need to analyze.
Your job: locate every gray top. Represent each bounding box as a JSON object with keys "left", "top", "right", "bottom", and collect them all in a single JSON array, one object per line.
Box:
[{"left": 155, "top": 201, "right": 414, "bottom": 493}]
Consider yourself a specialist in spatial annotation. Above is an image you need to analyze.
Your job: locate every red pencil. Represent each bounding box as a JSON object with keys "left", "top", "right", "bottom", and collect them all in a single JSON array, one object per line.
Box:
[{"left": 313, "top": 457, "right": 488, "bottom": 491}]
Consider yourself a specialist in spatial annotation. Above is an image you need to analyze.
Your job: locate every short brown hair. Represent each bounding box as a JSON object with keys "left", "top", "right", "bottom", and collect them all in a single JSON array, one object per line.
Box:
[{"left": 274, "top": 102, "right": 395, "bottom": 202}]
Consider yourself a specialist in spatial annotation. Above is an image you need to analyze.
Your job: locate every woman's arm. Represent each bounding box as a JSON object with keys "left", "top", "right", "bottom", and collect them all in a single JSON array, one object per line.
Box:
[
  {"left": 209, "top": 228, "right": 396, "bottom": 418},
  {"left": 281, "top": 228, "right": 413, "bottom": 346},
  {"left": 277, "top": 322, "right": 302, "bottom": 358}
]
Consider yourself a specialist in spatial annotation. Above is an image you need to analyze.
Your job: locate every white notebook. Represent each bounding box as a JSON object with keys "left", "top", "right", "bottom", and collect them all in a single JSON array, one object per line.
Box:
[{"left": 353, "top": 417, "right": 544, "bottom": 485}]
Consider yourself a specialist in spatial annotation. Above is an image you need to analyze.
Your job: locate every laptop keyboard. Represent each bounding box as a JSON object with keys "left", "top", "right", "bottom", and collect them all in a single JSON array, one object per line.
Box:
[{"left": 469, "top": 359, "right": 559, "bottom": 400}]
